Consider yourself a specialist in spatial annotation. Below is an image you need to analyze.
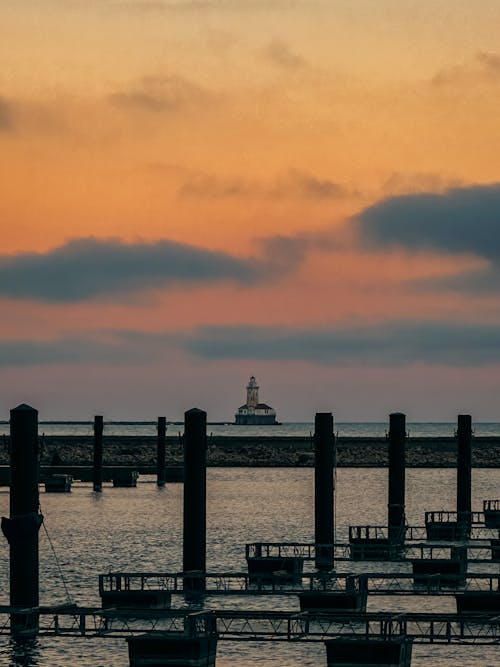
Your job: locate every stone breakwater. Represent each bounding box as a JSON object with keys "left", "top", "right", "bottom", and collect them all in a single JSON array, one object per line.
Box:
[{"left": 2, "top": 434, "right": 498, "bottom": 468}]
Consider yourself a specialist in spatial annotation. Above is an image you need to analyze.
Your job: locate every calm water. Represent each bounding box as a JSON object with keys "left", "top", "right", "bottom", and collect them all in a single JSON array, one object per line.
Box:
[
  {"left": 2, "top": 421, "right": 500, "bottom": 437},
  {"left": 0, "top": 467, "right": 499, "bottom": 666}
]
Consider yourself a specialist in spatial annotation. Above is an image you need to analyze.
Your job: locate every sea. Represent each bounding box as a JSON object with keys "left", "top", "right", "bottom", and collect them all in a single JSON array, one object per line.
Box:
[{"left": 0, "top": 424, "right": 499, "bottom": 666}]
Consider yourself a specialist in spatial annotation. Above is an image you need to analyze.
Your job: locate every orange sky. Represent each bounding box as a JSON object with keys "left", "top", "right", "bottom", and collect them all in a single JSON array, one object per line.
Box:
[{"left": 2, "top": 1, "right": 500, "bottom": 419}]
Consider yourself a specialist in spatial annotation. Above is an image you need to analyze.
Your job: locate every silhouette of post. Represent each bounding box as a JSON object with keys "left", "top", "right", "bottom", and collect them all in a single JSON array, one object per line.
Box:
[
  {"left": 157, "top": 416, "right": 166, "bottom": 487},
  {"left": 314, "top": 412, "right": 335, "bottom": 570},
  {"left": 183, "top": 408, "right": 207, "bottom": 593},
  {"left": 457, "top": 414, "right": 472, "bottom": 533},
  {"left": 388, "top": 412, "right": 406, "bottom": 543},
  {"left": 1, "top": 404, "right": 43, "bottom": 635},
  {"left": 93, "top": 415, "right": 103, "bottom": 492}
]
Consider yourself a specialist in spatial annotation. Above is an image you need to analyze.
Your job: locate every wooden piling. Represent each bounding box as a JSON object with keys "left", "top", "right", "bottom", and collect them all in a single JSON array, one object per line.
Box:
[
  {"left": 157, "top": 416, "right": 166, "bottom": 487},
  {"left": 1, "top": 404, "right": 43, "bottom": 635},
  {"left": 314, "top": 412, "right": 335, "bottom": 570},
  {"left": 93, "top": 415, "right": 103, "bottom": 492},
  {"left": 183, "top": 408, "right": 207, "bottom": 593},
  {"left": 388, "top": 412, "right": 406, "bottom": 543},
  {"left": 457, "top": 414, "right": 472, "bottom": 532}
]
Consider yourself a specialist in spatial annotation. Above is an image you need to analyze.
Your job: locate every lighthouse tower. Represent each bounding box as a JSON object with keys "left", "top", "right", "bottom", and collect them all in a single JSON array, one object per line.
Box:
[
  {"left": 234, "top": 376, "right": 278, "bottom": 425},
  {"left": 246, "top": 376, "right": 259, "bottom": 408}
]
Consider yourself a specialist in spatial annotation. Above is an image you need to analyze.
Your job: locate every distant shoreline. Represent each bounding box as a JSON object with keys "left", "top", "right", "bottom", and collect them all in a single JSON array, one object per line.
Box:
[{"left": 6, "top": 434, "right": 497, "bottom": 468}]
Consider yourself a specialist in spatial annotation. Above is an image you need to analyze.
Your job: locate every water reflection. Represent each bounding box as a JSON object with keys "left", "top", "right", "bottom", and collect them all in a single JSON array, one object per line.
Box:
[{"left": 8, "top": 637, "right": 40, "bottom": 667}]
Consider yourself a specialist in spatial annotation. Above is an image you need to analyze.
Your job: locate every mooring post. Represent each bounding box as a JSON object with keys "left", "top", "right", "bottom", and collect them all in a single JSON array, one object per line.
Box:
[
  {"left": 183, "top": 408, "right": 207, "bottom": 593},
  {"left": 457, "top": 414, "right": 472, "bottom": 534},
  {"left": 93, "top": 415, "right": 104, "bottom": 492},
  {"left": 388, "top": 412, "right": 406, "bottom": 543},
  {"left": 1, "top": 404, "right": 43, "bottom": 635},
  {"left": 157, "top": 416, "right": 167, "bottom": 487},
  {"left": 314, "top": 412, "right": 335, "bottom": 570}
]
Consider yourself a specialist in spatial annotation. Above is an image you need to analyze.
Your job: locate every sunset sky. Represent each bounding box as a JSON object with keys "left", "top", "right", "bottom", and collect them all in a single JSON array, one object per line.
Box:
[{"left": 2, "top": 1, "right": 500, "bottom": 421}]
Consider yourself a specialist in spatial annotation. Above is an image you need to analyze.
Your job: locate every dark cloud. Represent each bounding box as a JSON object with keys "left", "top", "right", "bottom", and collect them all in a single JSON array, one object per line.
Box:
[
  {"left": 108, "top": 75, "right": 211, "bottom": 113},
  {"left": 357, "top": 183, "right": 500, "bottom": 292},
  {"left": 0, "top": 335, "right": 139, "bottom": 367},
  {"left": 179, "top": 169, "right": 351, "bottom": 200},
  {"left": 0, "top": 237, "right": 274, "bottom": 302},
  {"left": 358, "top": 183, "right": 500, "bottom": 260},
  {"left": 3, "top": 320, "right": 500, "bottom": 368},
  {"left": 0, "top": 329, "right": 179, "bottom": 367},
  {"left": 182, "top": 321, "right": 500, "bottom": 367},
  {"left": 0, "top": 96, "right": 15, "bottom": 131},
  {"left": 262, "top": 40, "right": 307, "bottom": 70}
]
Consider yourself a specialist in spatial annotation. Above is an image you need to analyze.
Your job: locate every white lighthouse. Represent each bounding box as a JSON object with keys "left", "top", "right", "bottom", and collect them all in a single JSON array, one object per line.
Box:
[
  {"left": 234, "top": 376, "right": 279, "bottom": 425},
  {"left": 246, "top": 376, "right": 259, "bottom": 408}
]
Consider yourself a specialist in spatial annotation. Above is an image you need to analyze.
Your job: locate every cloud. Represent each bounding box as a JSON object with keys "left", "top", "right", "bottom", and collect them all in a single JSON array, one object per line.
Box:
[
  {"left": 432, "top": 51, "right": 500, "bottom": 86},
  {"left": 0, "top": 334, "right": 140, "bottom": 367},
  {"left": 0, "top": 329, "right": 179, "bottom": 367},
  {"left": 182, "top": 321, "right": 500, "bottom": 367},
  {"left": 262, "top": 39, "right": 308, "bottom": 70},
  {"left": 108, "top": 75, "right": 212, "bottom": 113},
  {"left": 0, "top": 94, "right": 68, "bottom": 137},
  {"left": 0, "top": 96, "right": 14, "bottom": 131},
  {"left": 3, "top": 319, "right": 500, "bottom": 368},
  {"left": 288, "top": 169, "right": 348, "bottom": 198},
  {"left": 357, "top": 183, "right": 500, "bottom": 259},
  {"left": 179, "top": 169, "right": 351, "bottom": 200},
  {"left": 0, "top": 237, "right": 282, "bottom": 302},
  {"left": 357, "top": 183, "right": 500, "bottom": 292},
  {"left": 381, "top": 172, "right": 463, "bottom": 197},
  {"left": 476, "top": 51, "right": 500, "bottom": 74},
  {"left": 179, "top": 175, "right": 252, "bottom": 198}
]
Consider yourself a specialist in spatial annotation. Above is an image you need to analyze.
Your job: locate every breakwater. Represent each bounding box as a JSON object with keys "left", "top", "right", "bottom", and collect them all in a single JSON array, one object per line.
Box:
[{"left": 6, "top": 434, "right": 499, "bottom": 468}]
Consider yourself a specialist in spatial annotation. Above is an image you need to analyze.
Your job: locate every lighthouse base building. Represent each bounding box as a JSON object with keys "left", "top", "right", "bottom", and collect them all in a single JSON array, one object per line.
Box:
[{"left": 234, "top": 376, "right": 279, "bottom": 425}]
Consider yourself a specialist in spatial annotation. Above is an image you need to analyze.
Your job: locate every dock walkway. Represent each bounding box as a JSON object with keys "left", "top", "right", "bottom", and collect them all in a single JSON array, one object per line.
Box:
[{"left": 1, "top": 607, "right": 500, "bottom": 644}]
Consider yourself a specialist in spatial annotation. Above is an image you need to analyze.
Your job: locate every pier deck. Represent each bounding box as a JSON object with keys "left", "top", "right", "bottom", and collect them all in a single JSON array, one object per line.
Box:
[
  {"left": 245, "top": 541, "right": 500, "bottom": 562},
  {"left": 1, "top": 607, "right": 500, "bottom": 644},
  {"left": 99, "top": 571, "right": 500, "bottom": 596}
]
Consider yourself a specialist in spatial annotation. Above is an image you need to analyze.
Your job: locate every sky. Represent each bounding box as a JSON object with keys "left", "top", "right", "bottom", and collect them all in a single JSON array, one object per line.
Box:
[{"left": 2, "top": 1, "right": 500, "bottom": 421}]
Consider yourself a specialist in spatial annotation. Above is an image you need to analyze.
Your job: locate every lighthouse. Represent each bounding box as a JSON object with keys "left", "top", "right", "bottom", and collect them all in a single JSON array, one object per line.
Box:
[
  {"left": 234, "top": 376, "right": 279, "bottom": 425},
  {"left": 246, "top": 376, "right": 259, "bottom": 408}
]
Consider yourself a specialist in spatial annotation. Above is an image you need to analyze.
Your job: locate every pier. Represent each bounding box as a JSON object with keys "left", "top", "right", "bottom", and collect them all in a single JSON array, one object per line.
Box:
[
  {"left": 98, "top": 570, "right": 500, "bottom": 597},
  {"left": 0, "top": 405, "right": 499, "bottom": 667},
  {"left": 0, "top": 607, "right": 499, "bottom": 644},
  {"left": 245, "top": 541, "right": 500, "bottom": 563}
]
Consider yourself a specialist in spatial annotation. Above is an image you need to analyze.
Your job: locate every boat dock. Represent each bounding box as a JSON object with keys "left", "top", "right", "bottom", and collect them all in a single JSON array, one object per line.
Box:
[
  {"left": 2, "top": 405, "right": 500, "bottom": 666},
  {"left": 98, "top": 570, "right": 500, "bottom": 596},
  {"left": 0, "top": 606, "right": 499, "bottom": 644}
]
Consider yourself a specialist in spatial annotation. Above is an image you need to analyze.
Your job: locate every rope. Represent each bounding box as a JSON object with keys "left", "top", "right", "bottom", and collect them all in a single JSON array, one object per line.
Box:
[{"left": 38, "top": 501, "right": 74, "bottom": 606}]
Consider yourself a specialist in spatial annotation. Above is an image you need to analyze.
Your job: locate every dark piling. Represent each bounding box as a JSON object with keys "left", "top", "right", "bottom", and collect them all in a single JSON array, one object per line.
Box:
[
  {"left": 1, "top": 404, "right": 43, "bottom": 635},
  {"left": 183, "top": 408, "right": 207, "bottom": 593},
  {"left": 388, "top": 412, "right": 406, "bottom": 543},
  {"left": 157, "top": 416, "right": 166, "bottom": 487},
  {"left": 457, "top": 414, "right": 472, "bottom": 531},
  {"left": 93, "top": 415, "right": 103, "bottom": 492},
  {"left": 314, "top": 412, "right": 335, "bottom": 570}
]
